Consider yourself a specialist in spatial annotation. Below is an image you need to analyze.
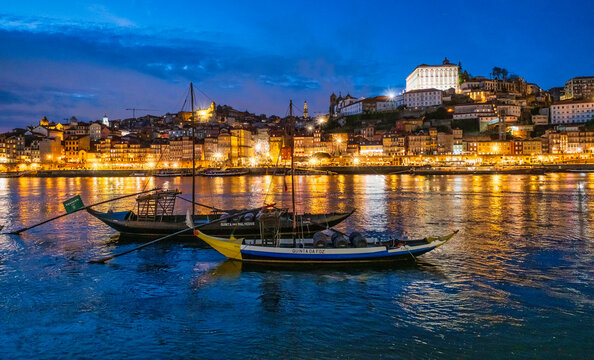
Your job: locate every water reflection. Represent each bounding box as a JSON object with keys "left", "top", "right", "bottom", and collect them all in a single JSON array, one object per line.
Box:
[{"left": 0, "top": 175, "right": 592, "bottom": 358}]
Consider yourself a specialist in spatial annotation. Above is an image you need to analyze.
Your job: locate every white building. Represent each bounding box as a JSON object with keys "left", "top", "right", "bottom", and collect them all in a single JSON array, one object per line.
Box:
[
  {"left": 406, "top": 58, "right": 459, "bottom": 92},
  {"left": 551, "top": 100, "right": 594, "bottom": 124},
  {"left": 376, "top": 95, "right": 404, "bottom": 111},
  {"left": 496, "top": 105, "right": 521, "bottom": 117},
  {"left": 339, "top": 96, "right": 394, "bottom": 116},
  {"left": 404, "top": 89, "right": 442, "bottom": 108}
]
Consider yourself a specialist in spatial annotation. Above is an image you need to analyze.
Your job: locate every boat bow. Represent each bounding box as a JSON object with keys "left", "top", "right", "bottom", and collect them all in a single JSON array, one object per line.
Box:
[{"left": 194, "top": 229, "right": 244, "bottom": 260}]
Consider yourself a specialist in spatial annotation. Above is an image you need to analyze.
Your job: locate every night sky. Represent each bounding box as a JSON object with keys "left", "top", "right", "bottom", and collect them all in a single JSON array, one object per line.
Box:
[{"left": 1, "top": 0, "right": 593, "bottom": 131}]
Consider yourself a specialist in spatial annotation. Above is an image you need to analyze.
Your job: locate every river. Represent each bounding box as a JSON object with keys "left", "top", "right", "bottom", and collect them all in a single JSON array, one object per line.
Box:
[{"left": 0, "top": 174, "right": 592, "bottom": 358}]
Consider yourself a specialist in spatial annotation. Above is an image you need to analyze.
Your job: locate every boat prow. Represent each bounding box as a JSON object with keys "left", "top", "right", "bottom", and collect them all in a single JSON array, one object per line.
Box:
[{"left": 194, "top": 230, "right": 243, "bottom": 260}]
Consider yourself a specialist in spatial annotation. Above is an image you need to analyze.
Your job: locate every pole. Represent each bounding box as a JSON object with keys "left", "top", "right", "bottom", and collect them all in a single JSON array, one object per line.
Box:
[
  {"left": 289, "top": 100, "right": 297, "bottom": 245},
  {"left": 9, "top": 188, "right": 161, "bottom": 234},
  {"left": 191, "top": 83, "right": 196, "bottom": 217}
]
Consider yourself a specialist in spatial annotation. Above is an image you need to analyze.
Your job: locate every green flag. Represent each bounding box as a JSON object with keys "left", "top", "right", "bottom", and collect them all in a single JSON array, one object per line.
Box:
[{"left": 63, "top": 195, "right": 85, "bottom": 214}]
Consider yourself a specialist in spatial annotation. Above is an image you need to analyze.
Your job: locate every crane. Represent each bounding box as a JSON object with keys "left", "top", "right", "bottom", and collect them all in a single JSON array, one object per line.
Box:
[{"left": 125, "top": 108, "right": 158, "bottom": 120}]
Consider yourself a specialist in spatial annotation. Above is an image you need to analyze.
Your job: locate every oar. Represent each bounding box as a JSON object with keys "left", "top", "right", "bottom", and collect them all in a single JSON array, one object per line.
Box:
[
  {"left": 9, "top": 188, "right": 161, "bottom": 235},
  {"left": 88, "top": 205, "right": 270, "bottom": 264}
]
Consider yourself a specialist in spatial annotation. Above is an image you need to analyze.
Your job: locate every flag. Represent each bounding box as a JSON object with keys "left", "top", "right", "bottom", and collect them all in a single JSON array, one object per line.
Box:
[{"left": 63, "top": 195, "right": 85, "bottom": 214}]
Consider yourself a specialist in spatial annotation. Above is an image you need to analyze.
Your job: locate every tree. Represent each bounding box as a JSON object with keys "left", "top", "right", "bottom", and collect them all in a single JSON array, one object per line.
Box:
[
  {"left": 501, "top": 68, "right": 509, "bottom": 80},
  {"left": 492, "top": 67, "right": 501, "bottom": 79}
]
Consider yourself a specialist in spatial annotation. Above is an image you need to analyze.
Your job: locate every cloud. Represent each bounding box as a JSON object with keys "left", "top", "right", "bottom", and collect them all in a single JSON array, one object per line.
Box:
[{"left": 0, "top": 13, "right": 404, "bottom": 130}]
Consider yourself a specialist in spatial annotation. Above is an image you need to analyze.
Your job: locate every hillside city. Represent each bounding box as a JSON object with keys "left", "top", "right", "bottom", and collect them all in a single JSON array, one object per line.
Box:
[{"left": 1, "top": 57, "right": 594, "bottom": 172}]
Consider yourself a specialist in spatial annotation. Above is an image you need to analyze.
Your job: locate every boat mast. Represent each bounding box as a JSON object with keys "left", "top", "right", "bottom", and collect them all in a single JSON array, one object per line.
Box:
[
  {"left": 191, "top": 82, "right": 196, "bottom": 217},
  {"left": 290, "top": 100, "right": 297, "bottom": 243}
]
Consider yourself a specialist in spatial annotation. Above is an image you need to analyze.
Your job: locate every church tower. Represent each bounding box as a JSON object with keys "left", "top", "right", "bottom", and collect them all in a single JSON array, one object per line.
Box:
[{"left": 303, "top": 101, "right": 309, "bottom": 119}]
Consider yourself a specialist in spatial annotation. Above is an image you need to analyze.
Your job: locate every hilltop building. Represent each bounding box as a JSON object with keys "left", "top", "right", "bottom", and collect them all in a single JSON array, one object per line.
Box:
[
  {"left": 406, "top": 58, "right": 459, "bottom": 92},
  {"left": 561, "top": 76, "right": 594, "bottom": 100}
]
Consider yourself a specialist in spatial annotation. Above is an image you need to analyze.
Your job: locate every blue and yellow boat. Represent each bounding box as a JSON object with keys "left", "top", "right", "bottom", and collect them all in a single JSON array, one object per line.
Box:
[{"left": 193, "top": 229, "right": 458, "bottom": 264}]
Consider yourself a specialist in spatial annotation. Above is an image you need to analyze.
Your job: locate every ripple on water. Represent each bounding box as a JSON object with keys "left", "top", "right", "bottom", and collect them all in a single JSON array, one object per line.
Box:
[{"left": 0, "top": 175, "right": 593, "bottom": 359}]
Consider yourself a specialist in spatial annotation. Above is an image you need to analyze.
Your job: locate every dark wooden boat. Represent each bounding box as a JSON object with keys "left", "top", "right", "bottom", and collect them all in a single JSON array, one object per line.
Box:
[
  {"left": 199, "top": 168, "right": 249, "bottom": 177},
  {"left": 87, "top": 208, "right": 353, "bottom": 237},
  {"left": 87, "top": 190, "right": 353, "bottom": 238}
]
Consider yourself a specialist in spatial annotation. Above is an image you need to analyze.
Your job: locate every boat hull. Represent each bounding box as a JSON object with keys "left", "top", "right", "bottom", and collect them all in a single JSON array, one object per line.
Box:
[
  {"left": 87, "top": 208, "right": 354, "bottom": 238},
  {"left": 195, "top": 230, "right": 457, "bottom": 264}
]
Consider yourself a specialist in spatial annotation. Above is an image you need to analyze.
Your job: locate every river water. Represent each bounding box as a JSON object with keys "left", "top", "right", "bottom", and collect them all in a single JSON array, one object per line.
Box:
[{"left": 0, "top": 174, "right": 592, "bottom": 359}]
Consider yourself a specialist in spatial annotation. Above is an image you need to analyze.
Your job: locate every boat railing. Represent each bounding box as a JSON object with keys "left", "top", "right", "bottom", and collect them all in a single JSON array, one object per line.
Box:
[{"left": 136, "top": 189, "right": 181, "bottom": 221}]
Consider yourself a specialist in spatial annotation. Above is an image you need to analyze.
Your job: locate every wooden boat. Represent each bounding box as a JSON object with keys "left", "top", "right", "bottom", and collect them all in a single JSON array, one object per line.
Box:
[
  {"left": 568, "top": 169, "right": 594, "bottom": 173},
  {"left": 155, "top": 171, "right": 183, "bottom": 177},
  {"left": 193, "top": 228, "right": 458, "bottom": 264},
  {"left": 199, "top": 168, "right": 249, "bottom": 177},
  {"left": 88, "top": 207, "right": 353, "bottom": 238},
  {"left": 0, "top": 171, "right": 26, "bottom": 178},
  {"left": 273, "top": 168, "right": 337, "bottom": 176},
  {"left": 87, "top": 190, "right": 353, "bottom": 238}
]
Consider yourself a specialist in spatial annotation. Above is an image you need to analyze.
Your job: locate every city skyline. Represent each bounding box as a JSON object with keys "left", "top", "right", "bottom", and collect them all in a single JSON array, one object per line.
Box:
[{"left": 1, "top": 0, "right": 594, "bottom": 132}]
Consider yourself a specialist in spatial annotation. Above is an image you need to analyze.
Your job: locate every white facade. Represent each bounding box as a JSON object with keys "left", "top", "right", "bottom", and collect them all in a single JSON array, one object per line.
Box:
[
  {"left": 496, "top": 105, "right": 521, "bottom": 117},
  {"left": 376, "top": 95, "right": 403, "bottom": 112},
  {"left": 406, "top": 59, "right": 459, "bottom": 92},
  {"left": 341, "top": 101, "right": 364, "bottom": 116},
  {"left": 404, "top": 89, "right": 442, "bottom": 108},
  {"left": 551, "top": 101, "right": 594, "bottom": 124}
]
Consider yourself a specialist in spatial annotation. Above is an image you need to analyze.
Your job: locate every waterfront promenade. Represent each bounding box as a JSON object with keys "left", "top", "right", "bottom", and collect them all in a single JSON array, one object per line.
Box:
[{"left": 1, "top": 163, "right": 593, "bottom": 177}]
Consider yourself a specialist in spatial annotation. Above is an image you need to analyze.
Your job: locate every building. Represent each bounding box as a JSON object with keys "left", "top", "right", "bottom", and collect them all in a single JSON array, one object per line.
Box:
[
  {"left": 376, "top": 95, "right": 403, "bottom": 111},
  {"left": 532, "top": 114, "right": 549, "bottom": 126},
  {"left": 39, "top": 137, "right": 63, "bottom": 163},
  {"left": 403, "top": 89, "right": 442, "bottom": 108},
  {"left": 473, "top": 141, "right": 511, "bottom": 155},
  {"left": 406, "top": 58, "right": 459, "bottom": 92},
  {"left": 550, "top": 100, "right": 594, "bottom": 124},
  {"left": 338, "top": 96, "right": 391, "bottom": 116},
  {"left": 64, "top": 135, "right": 91, "bottom": 162},
  {"left": 566, "top": 129, "right": 594, "bottom": 153},
  {"left": 358, "top": 139, "right": 383, "bottom": 157},
  {"left": 548, "top": 87, "right": 565, "bottom": 102},
  {"left": 382, "top": 133, "right": 406, "bottom": 156},
  {"left": 561, "top": 76, "right": 594, "bottom": 100}
]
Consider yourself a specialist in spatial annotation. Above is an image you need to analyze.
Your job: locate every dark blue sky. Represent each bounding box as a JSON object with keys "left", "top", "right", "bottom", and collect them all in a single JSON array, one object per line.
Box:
[{"left": 1, "top": 0, "right": 593, "bottom": 131}]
